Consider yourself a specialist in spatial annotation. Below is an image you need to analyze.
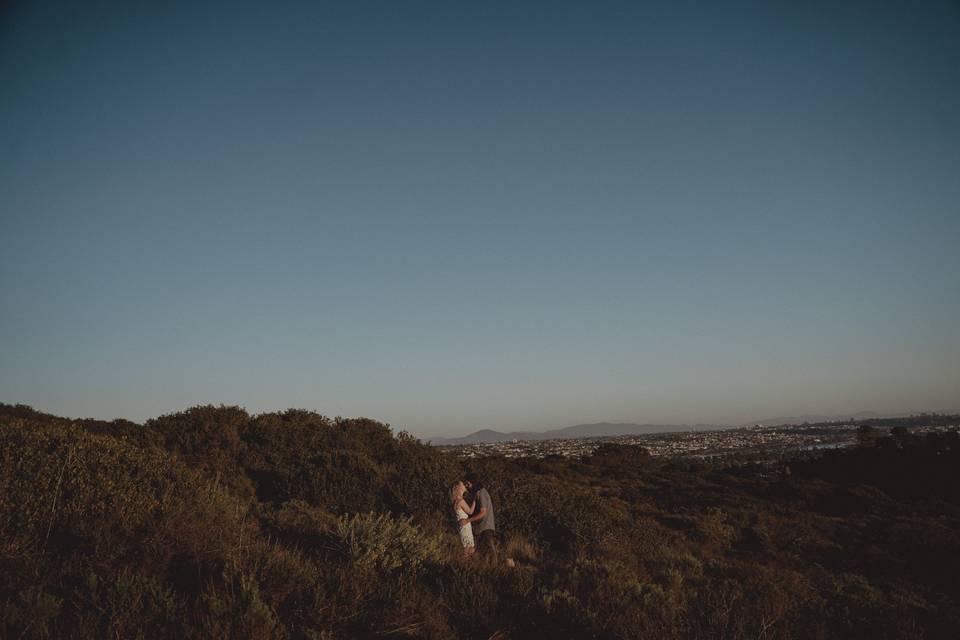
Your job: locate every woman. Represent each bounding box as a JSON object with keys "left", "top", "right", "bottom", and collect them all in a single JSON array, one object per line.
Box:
[{"left": 450, "top": 481, "right": 476, "bottom": 555}]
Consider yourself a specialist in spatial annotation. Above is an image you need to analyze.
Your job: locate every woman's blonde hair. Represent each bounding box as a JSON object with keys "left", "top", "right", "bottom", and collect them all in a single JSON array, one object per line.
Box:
[{"left": 449, "top": 480, "right": 465, "bottom": 504}]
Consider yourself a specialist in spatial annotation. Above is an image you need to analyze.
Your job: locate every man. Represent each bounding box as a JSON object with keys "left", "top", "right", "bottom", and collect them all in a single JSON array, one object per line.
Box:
[{"left": 460, "top": 472, "right": 497, "bottom": 558}]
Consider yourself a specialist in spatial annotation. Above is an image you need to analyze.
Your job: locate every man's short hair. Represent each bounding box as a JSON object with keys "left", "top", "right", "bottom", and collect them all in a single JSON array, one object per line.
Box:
[{"left": 464, "top": 472, "right": 481, "bottom": 487}]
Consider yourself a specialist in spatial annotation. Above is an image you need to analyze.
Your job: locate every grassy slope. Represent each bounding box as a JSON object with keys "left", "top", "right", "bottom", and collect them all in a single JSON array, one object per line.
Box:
[{"left": 1, "top": 403, "right": 957, "bottom": 639}]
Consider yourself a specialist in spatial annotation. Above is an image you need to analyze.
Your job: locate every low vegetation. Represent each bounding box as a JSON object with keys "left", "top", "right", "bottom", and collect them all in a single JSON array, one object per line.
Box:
[{"left": 1, "top": 403, "right": 957, "bottom": 638}]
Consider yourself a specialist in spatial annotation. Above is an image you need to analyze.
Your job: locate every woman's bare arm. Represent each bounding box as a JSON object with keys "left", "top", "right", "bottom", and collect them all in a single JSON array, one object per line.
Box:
[{"left": 457, "top": 498, "right": 475, "bottom": 515}]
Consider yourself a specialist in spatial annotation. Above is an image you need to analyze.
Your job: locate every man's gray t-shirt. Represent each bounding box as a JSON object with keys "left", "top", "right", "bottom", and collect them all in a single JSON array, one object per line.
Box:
[{"left": 473, "top": 488, "right": 495, "bottom": 533}]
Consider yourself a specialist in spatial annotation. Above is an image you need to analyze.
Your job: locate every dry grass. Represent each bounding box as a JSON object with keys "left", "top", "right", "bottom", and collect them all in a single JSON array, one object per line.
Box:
[{"left": 503, "top": 532, "right": 538, "bottom": 566}]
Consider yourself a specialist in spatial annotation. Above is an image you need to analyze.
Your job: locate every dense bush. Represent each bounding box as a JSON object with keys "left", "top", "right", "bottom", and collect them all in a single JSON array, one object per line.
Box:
[
  {"left": 0, "top": 424, "right": 245, "bottom": 562},
  {"left": 0, "top": 422, "right": 253, "bottom": 639},
  {"left": 1, "top": 402, "right": 958, "bottom": 639},
  {"left": 333, "top": 512, "right": 444, "bottom": 576},
  {"left": 146, "top": 405, "right": 253, "bottom": 497}
]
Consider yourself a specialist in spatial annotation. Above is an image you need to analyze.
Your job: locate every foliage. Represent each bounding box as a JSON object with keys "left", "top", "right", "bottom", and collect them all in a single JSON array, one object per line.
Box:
[
  {"left": 1, "top": 402, "right": 958, "bottom": 639},
  {"left": 333, "top": 512, "right": 444, "bottom": 576}
]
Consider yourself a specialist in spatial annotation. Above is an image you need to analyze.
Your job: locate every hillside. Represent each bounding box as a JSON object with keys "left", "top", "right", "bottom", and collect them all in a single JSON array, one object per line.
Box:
[
  {"left": 430, "top": 422, "right": 716, "bottom": 445},
  {"left": 1, "top": 402, "right": 958, "bottom": 639}
]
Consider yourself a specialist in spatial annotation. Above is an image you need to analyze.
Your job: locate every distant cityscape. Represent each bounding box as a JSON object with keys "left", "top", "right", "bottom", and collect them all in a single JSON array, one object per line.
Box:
[{"left": 435, "top": 417, "right": 960, "bottom": 461}]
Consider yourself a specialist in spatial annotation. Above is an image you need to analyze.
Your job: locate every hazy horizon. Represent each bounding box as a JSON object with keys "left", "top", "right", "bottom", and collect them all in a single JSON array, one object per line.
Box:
[
  {"left": 5, "top": 399, "right": 960, "bottom": 441},
  {"left": 2, "top": 1, "right": 959, "bottom": 439}
]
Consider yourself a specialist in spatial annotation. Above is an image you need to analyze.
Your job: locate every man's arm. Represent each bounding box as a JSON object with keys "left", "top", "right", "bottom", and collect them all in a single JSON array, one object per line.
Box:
[{"left": 458, "top": 505, "right": 486, "bottom": 528}]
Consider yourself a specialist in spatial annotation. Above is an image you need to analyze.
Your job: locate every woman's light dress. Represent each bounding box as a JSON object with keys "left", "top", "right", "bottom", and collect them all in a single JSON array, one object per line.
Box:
[{"left": 455, "top": 505, "right": 475, "bottom": 548}]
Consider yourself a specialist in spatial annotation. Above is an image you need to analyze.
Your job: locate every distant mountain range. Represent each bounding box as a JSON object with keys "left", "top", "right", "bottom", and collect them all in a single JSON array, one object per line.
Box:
[
  {"left": 427, "top": 422, "right": 721, "bottom": 446},
  {"left": 427, "top": 412, "right": 887, "bottom": 445}
]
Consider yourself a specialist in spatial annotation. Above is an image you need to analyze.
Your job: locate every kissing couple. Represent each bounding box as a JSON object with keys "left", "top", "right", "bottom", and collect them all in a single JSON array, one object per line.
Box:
[{"left": 449, "top": 473, "right": 497, "bottom": 558}]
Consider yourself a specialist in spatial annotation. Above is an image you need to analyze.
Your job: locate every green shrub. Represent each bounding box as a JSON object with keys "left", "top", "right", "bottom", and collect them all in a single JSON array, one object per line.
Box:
[
  {"left": 382, "top": 431, "right": 463, "bottom": 518},
  {"left": 692, "top": 506, "right": 737, "bottom": 550},
  {"left": 436, "top": 564, "right": 503, "bottom": 636},
  {"left": 198, "top": 567, "right": 283, "bottom": 639},
  {"left": 69, "top": 568, "right": 180, "bottom": 640},
  {"left": 243, "top": 541, "right": 331, "bottom": 636},
  {"left": 333, "top": 512, "right": 443, "bottom": 576},
  {"left": 146, "top": 405, "right": 254, "bottom": 498},
  {"left": 0, "top": 424, "right": 243, "bottom": 560},
  {"left": 264, "top": 499, "right": 339, "bottom": 548},
  {"left": 0, "top": 423, "right": 250, "bottom": 638},
  {"left": 239, "top": 411, "right": 391, "bottom": 512}
]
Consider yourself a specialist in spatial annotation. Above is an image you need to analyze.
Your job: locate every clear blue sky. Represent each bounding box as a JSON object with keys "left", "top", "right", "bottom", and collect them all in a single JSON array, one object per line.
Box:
[{"left": 2, "top": 1, "right": 958, "bottom": 437}]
